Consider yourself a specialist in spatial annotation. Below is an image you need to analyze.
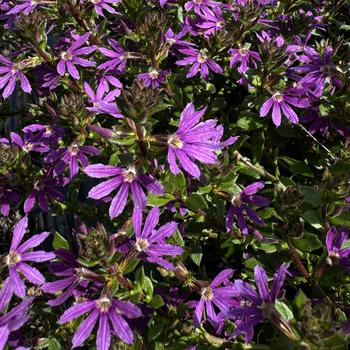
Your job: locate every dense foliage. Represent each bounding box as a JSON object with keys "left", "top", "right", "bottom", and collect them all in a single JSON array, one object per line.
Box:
[{"left": 0, "top": 0, "right": 350, "bottom": 349}]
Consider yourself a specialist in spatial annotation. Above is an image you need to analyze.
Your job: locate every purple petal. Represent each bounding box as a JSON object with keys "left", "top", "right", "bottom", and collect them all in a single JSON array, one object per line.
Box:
[
  {"left": 84, "top": 164, "right": 124, "bottom": 178},
  {"left": 271, "top": 262, "right": 290, "bottom": 302},
  {"left": 21, "top": 251, "right": 55, "bottom": 262},
  {"left": 11, "top": 216, "right": 28, "bottom": 250},
  {"left": 112, "top": 300, "right": 142, "bottom": 319},
  {"left": 0, "top": 278, "right": 13, "bottom": 312},
  {"left": 142, "top": 207, "right": 160, "bottom": 238},
  {"left": 72, "top": 309, "right": 99, "bottom": 348},
  {"left": 108, "top": 309, "right": 134, "bottom": 344},
  {"left": 59, "top": 301, "right": 96, "bottom": 324},
  {"left": 210, "top": 269, "right": 234, "bottom": 288},
  {"left": 109, "top": 182, "right": 129, "bottom": 218},
  {"left": 88, "top": 176, "right": 124, "bottom": 200},
  {"left": 17, "top": 263, "right": 45, "bottom": 285},
  {"left": 254, "top": 265, "right": 270, "bottom": 302},
  {"left": 17, "top": 231, "right": 50, "bottom": 253},
  {"left": 9, "top": 267, "right": 25, "bottom": 298},
  {"left": 97, "top": 313, "right": 110, "bottom": 350}
]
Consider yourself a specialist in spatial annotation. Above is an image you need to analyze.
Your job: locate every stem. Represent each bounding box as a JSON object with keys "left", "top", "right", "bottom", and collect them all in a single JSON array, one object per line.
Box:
[
  {"left": 233, "top": 151, "right": 282, "bottom": 185},
  {"left": 288, "top": 241, "right": 310, "bottom": 279},
  {"left": 297, "top": 124, "right": 338, "bottom": 163}
]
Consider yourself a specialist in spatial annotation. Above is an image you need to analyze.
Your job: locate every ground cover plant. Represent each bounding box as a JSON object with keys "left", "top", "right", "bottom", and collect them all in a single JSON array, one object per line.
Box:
[{"left": 0, "top": 0, "right": 350, "bottom": 349}]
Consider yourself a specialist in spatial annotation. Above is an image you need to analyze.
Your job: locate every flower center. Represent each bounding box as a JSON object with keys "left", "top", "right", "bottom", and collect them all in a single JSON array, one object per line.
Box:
[
  {"left": 135, "top": 238, "right": 149, "bottom": 252},
  {"left": 272, "top": 93, "right": 284, "bottom": 102},
  {"left": 90, "top": 0, "right": 101, "bottom": 3},
  {"left": 167, "top": 134, "right": 183, "bottom": 148},
  {"left": 260, "top": 301, "right": 274, "bottom": 318},
  {"left": 149, "top": 68, "right": 159, "bottom": 79},
  {"left": 69, "top": 143, "right": 80, "bottom": 156},
  {"left": 97, "top": 297, "right": 111, "bottom": 313},
  {"left": 123, "top": 166, "right": 137, "bottom": 182},
  {"left": 197, "top": 53, "right": 208, "bottom": 63},
  {"left": 61, "top": 51, "right": 73, "bottom": 61},
  {"left": 4, "top": 251, "right": 21, "bottom": 266},
  {"left": 216, "top": 21, "right": 224, "bottom": 28},
  {"left": 23, "top": 142, "right": 34, "bottom": 152},
  {"left": 231, "top": 194, "right": 242, "bottom": 206},
  {"left": 201, "top": 287, "right": 214, "bottom": 301},
  {"left": 239, "top": 48, "right": 249, "bottom": 56}
]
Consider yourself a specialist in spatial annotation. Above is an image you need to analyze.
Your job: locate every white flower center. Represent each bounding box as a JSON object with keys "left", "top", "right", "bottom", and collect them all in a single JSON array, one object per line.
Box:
[{"left": 167, "top": 134, "right": 183, "bottom": 148}]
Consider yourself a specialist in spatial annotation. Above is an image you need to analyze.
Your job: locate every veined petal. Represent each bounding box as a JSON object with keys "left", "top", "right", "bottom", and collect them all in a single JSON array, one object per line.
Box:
[
  {"left": 210, "top": 269, "right": 234, "bottom": 288},
  {"left": 254, "top": 265, "right": 270, "bottom": 302},
  {"left": 11, "top": 216, "right": 28, "bottom": 251},
  {"left": 142, "top": 207, "right": 160, "bottom": 239},
  {"left": 88, "top": 176, "right": 123, "bottom": 200},
  {"left": 9, "top": 267, "right": 25, "bottom": 298},
  {"left": 84, "top": 164, "right": 124, "bottom": 178},
  {"left": 17, "top": 231, "right": 50, "bottom": 253},
  {"left": 20, "top": 251, "right": 55, "bottom": 262},
  {"left": 112, "top": 300, "right": 142, "bottom": 319},
  {"left": 17, "top": 263, "right": 45, "bottom": 285},
  {"left": 59, "top": 301, "right": 96, "bottom": 324},
  {"left": 109, "top": 182, "right": 129, "bottom": 218},
  {"left": 108, "top": 309, "right": 134, "bottom": 344},
  {"left": 97, "top": 313, "right": 110, "bottom": 350},
  {"left": 72, "top": 309, "right": 99, "bottom": 348}
]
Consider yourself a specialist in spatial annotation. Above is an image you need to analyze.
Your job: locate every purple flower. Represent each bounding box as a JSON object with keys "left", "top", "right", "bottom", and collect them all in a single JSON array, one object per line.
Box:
[
  {"left": 98, "top": 39, "right": 128, "bottom": 73},
  {"left": 138, "top": 68, "right": 170, "bottom": 89},
  {"left": 167, "top": 103, "right": 238, "bottom": 178},
  {"left": 24, "top": 173, "right": 64, "bottom": 213},
  {"left": 58, "top": 296, "right": 142, "bottom": 348},
  {"left": 164, "top": 28, "right": 195, "bottom": 50},
  {"left": 0, "top": 55, "right": 31, "bottom": 98},
  {"left": 184, "top": 0, "right": 221, "bottom": 14},
  {"left": 85, "top": 0, "right": 120, "bottom": 17},
  {"left": 289, "top": 47, "right": 342, "bottom": 97},
  {"left": 191, "top": 269, "right": 237, "bottom": 326},
  {"left": 285, "top": 32, "right": 317, "bottom": 65},
  {"left": 224, "top": 263, "right": 291, "bottom": 342},
  {"left": 0, "top": 217, "right": 54, "bottom": 311},
  {"left": 131, "top": 207, "right": 183, "bottom": 270},
  {"left": 326, "top": 227, "right": 350, "bottom": 270},
  {"left": 176, "top": 48, "right": 223, "bottom": 80},
  {"left": 48, "top": 143, "right": 100, "bottom": 179},
  {"left": 0, "top": 184, "right": 19, "bottom": 216},
  {"left": 0, "top": 297, "right": 33, "bottom": 350},
  {"left": 260, "top": 89, "right": 310, "bottom": 127},
  {"left": 197, "top": 7, "right": 225, "bottom": 38},
  {"left": 226, "top": 181, "right": 270, "bottom": 235},
  {"left": 84, "top": 81, "right": 123, "bottom": 118},
  {"left": 10, "top": 132, "right": 49, "bottom": 153},
  {"left": 43, "top": 249, "right": 102, "bottom": 306},
  {"left": 228, "top": 47, "right": 261, "bottom": 74},
  {"left": 84, "top": 164, "right": 164, "bottom": 218},
  {"left": 57, "top": 32, "right": 97, "bottom": 80},
  {"left": 6, "top": 0, "right": 42, "bottom": 14},
  {"left": 21, "top": 124, "right": 64, "bottom": 144}
]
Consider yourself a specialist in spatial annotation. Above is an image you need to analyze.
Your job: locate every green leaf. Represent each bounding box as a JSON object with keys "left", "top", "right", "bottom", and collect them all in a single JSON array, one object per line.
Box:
[
  {"left": 189, "top": 244, "right": 203, "bottom": 266},
  {"left": 237, "top": 113, "right": 263, "bottom": 130},
  {"left": 147, "top": 193, "right": 174, "bottom": 207},
  {"left": 302, "top": 210, "right": 323, "bottom": 229},
  {"left": 52, "top": 232, "right": 69, "bottom": 250},
  {"left": 292, "top": 232, "right": 322, "bottom": 252},
  {"left": 148, "top": 320, "right": 165, "bottom": 342},
  {"left": 185, "top": 193, "right": 208, "bottom": 211},
  {"left": 48, "top": 338, "right": 61, "bottom": 350},
  {"left": 329, "top": 212, "right": 350, "bottom": 228},
  {"left": 293, "top": 290, "right": 308, "bottom": 311},
  {"left": 279, "top": 156, "right": 314, "bottom": 178},
  {"left": 150, "top": 295, "right": 165, "bottom": 309},
  {"left": 142, "top": 276, "right": 154, "bottom": 297},
  {"left": 275, "top": 300, "right": 294, "bottom": 321}
]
